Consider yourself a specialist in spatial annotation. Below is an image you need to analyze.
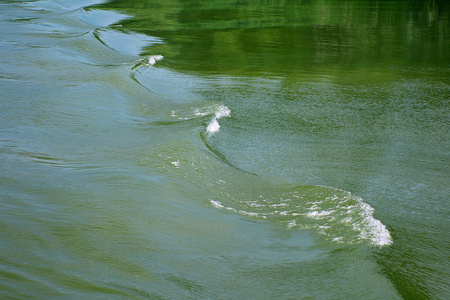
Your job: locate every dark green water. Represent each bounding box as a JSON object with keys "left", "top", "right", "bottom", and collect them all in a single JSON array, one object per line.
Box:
[{"left": 0, "top": 0, "right": 448, "bottom": 299}]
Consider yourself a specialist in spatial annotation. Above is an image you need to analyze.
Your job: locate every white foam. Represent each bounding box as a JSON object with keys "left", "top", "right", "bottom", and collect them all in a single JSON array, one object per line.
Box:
[
  {"left": 332, "top": 237, "right": 344, "bottom": 243},
  {"left": 146, "top": 55, "right": 163, "bottom": 66},
  {"left": 306, "top": 210, "right": 335, "bottom": 219},
  {"left": 206, "top": 105, "right": 231, "bottom": 134},
  {"left": 209, "top": 185, "right": 392, "bottom": 247},
  {"left": 215, "top": 105, "right": 231, "bottom": 118},
  {"left": 210, "top": 200, "right": 237, "bottom": 212},
  {"left": 210, "top": 199, "right": 225, "bottom": 209},
  {"left": 209, "top": 199, "right": 267, "bottom": 218},
  {"left": 206, "top": 119, "right": 220, "bottom": 133},
  {"left": 358, "top": 201, "right": 392, "bottom": 246},
  {"left": 306, "top": 187, "right": 393, "bottom": 246},
  {"left": 193, "top": 108, "right": 211, "bottom": 117},
  {"left": 287, "top": 220, "right": 297, "bottom": 228}
]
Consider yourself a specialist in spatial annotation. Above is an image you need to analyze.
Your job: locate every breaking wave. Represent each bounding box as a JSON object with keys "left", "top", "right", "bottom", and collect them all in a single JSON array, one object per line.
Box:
[
  {"left": 165, "top": 104, "right": 392, "bottom": 247},
  {"left": 205, "top": 105, "right": 231, "bottom": 134},
  {"left": 197, "top": 105, "right": 391, "bottom": 246},
  {"left": 210, "top": 185, "right": 392, "bottom": 247}
]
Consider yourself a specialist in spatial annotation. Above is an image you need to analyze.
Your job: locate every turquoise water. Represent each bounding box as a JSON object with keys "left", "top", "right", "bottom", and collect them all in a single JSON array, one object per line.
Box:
[{"left": 0, "top": 0, "right": 448, "bottom": 299}]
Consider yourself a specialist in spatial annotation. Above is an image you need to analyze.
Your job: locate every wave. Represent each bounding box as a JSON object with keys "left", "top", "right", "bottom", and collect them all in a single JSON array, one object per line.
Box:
[
  {"left": 205, "top": 105, "right": 231, "bottom": 134},
  {"left": 209, "top": 185, "right": 392, "bottom": 246},
  {"left": 199, "top": 106, "right": 391, "bottom": 247}
]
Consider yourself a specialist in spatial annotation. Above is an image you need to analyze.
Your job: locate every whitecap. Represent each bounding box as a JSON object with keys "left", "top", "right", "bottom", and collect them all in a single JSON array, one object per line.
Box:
[
  {"left": 206, "top": 105, "right": 231, "bottom": 134},
  {"left": 206, "top": 119, "right": 220, "bottom": 133},
  {"left": 146, "top": 55, "right": 163, "bottom": 66},
  {"left": 306, "top": 210, "right": 335, "bottom": 219},
  {"left": 357, "top": 201, "right": 392, "bottom": 246},
  {"left": 209, "top": 185, "right": 392, "bottom": 247},
  {"left": 131, "top": 54, "right": 164, "bottom": 70},
  {"left": 170, "top": 161, "right": 180, "bottom": 167}
]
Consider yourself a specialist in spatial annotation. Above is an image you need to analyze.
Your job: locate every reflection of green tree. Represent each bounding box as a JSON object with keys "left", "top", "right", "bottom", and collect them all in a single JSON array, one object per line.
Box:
[{"left": 93, "top": 0, "right": 448, "bottom": 77}]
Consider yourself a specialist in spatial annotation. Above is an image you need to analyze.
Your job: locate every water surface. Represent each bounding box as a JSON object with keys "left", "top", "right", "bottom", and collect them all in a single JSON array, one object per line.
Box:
[{"left": 0, "top": 0, "right": 449, "bottom": 299}]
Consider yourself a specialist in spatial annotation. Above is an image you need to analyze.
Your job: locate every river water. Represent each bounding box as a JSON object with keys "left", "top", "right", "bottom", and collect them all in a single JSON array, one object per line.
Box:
[{"left": 0, "top": 0, "right": 448, "bottom": 299}]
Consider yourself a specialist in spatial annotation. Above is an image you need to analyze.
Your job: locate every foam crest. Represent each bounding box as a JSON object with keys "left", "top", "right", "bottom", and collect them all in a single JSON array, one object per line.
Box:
[
  {"left": 206, "top": 105, "right": 231, "bottom": 134},
  {"left": 132, "top": 55, "right": 164, "bottom": 69},
  {"left": 168, "top": 104, "right": 230, "bottom": 123},
  {"left": 146, "top": 55, "right": 164, "bottom": 66},
  {"left": 209, "top": 185, "right": 392, "bottom": 246}
]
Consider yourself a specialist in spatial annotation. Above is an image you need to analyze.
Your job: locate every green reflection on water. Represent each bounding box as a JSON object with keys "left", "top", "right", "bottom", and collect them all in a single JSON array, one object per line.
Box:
[{"left": 94, "top": 0, "right": 449, "bottom": 78}]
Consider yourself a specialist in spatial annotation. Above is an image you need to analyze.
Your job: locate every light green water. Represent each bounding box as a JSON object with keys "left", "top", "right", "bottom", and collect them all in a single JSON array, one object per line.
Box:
[{"left": 0, "top": 0, "right": 449, "bottom": 299}]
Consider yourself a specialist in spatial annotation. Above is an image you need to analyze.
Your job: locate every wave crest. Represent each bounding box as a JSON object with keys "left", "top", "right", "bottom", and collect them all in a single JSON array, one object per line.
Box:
[
  {"left": 205, "top": 105, "right": 231, "bottom": 134},
  {"left": 210, "top": 185, "right": 392, "bottom": 246}
]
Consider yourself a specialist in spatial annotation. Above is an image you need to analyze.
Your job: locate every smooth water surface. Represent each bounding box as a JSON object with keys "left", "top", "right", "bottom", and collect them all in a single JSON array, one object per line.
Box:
[{"left": 0, "top": 0, "right": 449, "bottom": 299}]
